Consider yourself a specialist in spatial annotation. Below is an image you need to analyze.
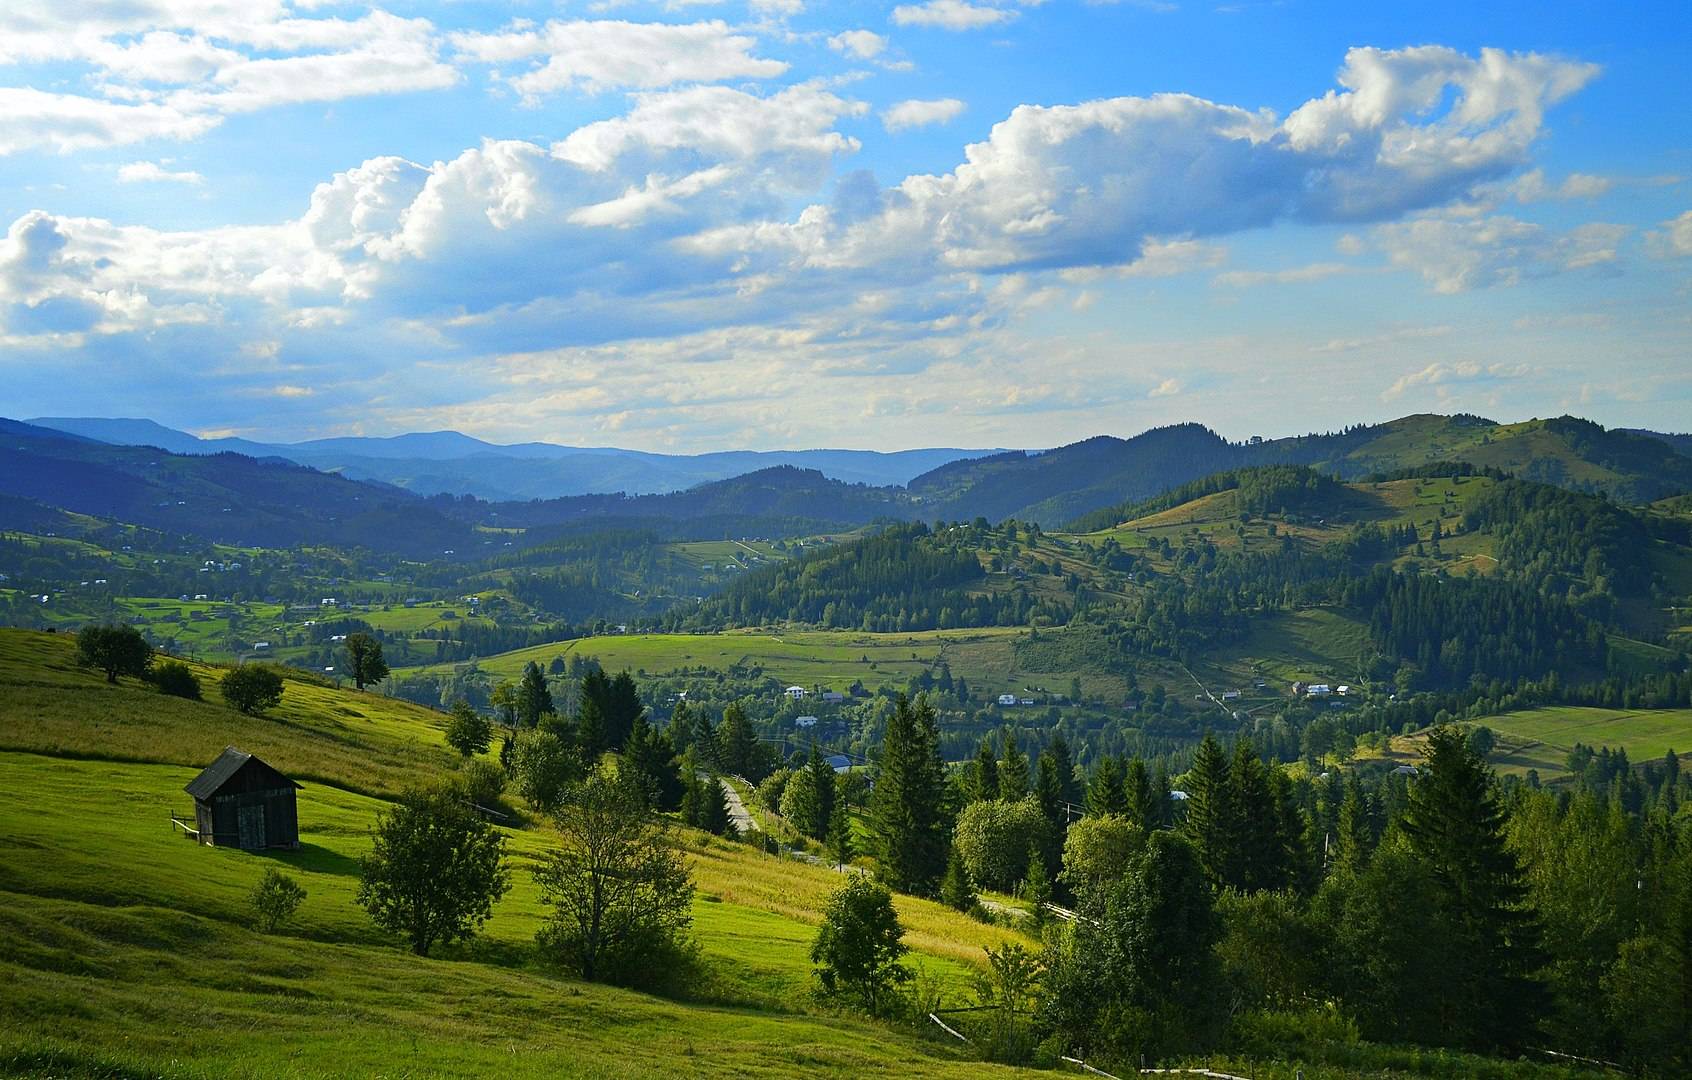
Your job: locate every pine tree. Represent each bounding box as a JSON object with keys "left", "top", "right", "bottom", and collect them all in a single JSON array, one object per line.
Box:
[
  {"left": 827, "top": 781, "right": 855, "bottom": 868},
  {"left": 1332, "top": 776, "right": 1374, "bottom": 876},
  {"left": 998, "top": 732, "right": 1030, "bottom": 800},
  {"left": 717, "top": 702, "right": 758, "bottom": 778},
  {"left": 868, "top": 695, "right": 949, "bottom": 896},
  {"left": 575, "top": 694, "right": 606, "bottom": 759},
  {"left": 1022, "top": 844, "right": 1052, "bottom": 924},
  {"left": 1087, "top": 755, "right": 1128, "bottom": 816},
  {"left": 517, "top": 661, "right": 554, "bottom": 728},
  {"left": 1124, "top": 757, "right": 1158, "bottom": 832},
  {"left": 1048, "top": 733, "right": 1078, "bottom": 804},
  {"left": 1228, "top": 739, "right": 1277, "bottom": 891},
  {"left": 940, "top": 843, "right": 976, "bottom": 912},
  {"left": 1183, "top": 733, "right": 1234, "bottom": 891},
  {"left": 679, "top": 748, "right": 703, "bottom": 827},
  {"left": 699, "top": 771, "right": 734, "bottom": 837},
  {"left": 969, "top": 739, "right": 1000, "bottom": 802},
  {"left": 811, "top": 742, "right": 836, "bottom": 842},
  {"left": 603, "top": 671, "right": 644, "bottom": 751},
  {"left": 1399, "top": 725, "right": 1549, "bottom": 1049},
  {"left": 1035, "top": 749, "right": 1066, "bottom": 828}
]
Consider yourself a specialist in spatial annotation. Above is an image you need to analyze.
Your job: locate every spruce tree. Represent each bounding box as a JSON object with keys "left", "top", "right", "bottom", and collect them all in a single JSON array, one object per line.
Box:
[
  {"left": 827, "top": 782, "right": 854, "bottom": 868},
  {"left": 810, "top": 742, "right": 836, "bottom": 842},
  {"left": 1023, "top": 844, "right": 1052, "bottom": 923},
  {"left": 1124, "top": 757, "right": 1158, "bottom": 832},
  {"left": 716, "top": 702, "right": 758, "bottom": 778},
  {"left": 970, "top": 739, "right": 1000, "bottom": 802},
  {"left": 1182, "top": 733, "right": 1234, "bottom": 891},
  {"left": 1228, "top": 739, "right": 1277, "bottom": 891},
  {"left": 940, "top": 843, "right": 976, "bottom": 912},
  {"left": 517, "top": 661, "right": 554, "bottom": 728},
  {"left": 998, "top": 732, "right": 1031, "bottom": 800},
  {"left": 1399, "top": 725, "right": 1548, "bottom": 1049},
  {"left": 1048, "top": 733, "right": 1078, "bottom": 803},
  {"left": 1035, "top": 749, "right": 1066, "bottom": 828},
  {"left": 1087, "top": 755, "right": 1128, "bottom": 816},
  {"left": 699, "top": 771, "right": 733, "bottom": 837},
  {"left": 1332, "top": 776, "right": 1374, "bottom": 876},
  {"left": 868, "top": 695, "right": 948, "bottom": 896}
]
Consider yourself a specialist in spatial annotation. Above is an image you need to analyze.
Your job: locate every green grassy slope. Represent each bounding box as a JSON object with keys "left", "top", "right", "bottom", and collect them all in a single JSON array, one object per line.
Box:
[{"left": 0, "top": 629, "right": 1038, "bottom": 1079}]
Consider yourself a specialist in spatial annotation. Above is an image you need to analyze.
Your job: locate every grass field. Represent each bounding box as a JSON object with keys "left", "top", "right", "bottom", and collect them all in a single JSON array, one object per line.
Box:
[
  {"left": 0, "top": 628, "right": 1048, "bottom": 1079},
  {"left": 1375, "top": 705, "right": 1692, "bottom": 781}
]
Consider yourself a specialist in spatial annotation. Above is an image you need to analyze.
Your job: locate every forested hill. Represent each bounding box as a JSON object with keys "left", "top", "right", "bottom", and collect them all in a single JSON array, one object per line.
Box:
[
  {"left": 458, "top": 466, "right": 916, "bottom": 538},
  {"left": 680, "top": 467, "right": 1690, "bottom": 693},
  {"left": 901, "top": 414, "right": 1692, "bottom": 528},
  {"left": 907, "top": 425, "right": 1246, "bottom": 524},
  {"left": 0, "top": 419, "right": 473, "bottom": 558}
]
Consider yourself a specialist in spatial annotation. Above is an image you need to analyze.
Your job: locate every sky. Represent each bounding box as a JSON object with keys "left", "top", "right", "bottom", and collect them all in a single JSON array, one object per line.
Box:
[{"left": 1, "top": 0, "right": 1689, "bottom": 451}]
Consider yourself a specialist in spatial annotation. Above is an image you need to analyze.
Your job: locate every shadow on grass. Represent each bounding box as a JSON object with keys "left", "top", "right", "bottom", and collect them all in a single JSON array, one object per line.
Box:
[{"left": 259, "top": 842, "right": 361, "bottom": 878}]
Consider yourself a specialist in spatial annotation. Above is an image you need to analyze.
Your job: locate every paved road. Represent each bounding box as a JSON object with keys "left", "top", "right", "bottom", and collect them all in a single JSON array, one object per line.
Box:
[{"left": 719, "top": 776, "right": 757, "bottom": 836}]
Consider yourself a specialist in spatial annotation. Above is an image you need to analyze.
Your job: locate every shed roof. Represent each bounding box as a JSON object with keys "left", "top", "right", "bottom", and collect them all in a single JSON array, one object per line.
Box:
[{"left": 184, "top": 746, "right": 300, "bottom": 800}]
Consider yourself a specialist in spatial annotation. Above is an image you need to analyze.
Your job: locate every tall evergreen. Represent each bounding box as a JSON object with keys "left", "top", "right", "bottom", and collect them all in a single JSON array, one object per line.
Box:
[
  {"left": 1399, "top": 725, "right": 1548, "bottom": 1049},
  {"left": 1229, "top": 739, "right": 1278, "bottom": 891},
  {"left": 868, "top": 695, "right": 949, "bottom": 896},
  {"left": 1087, "top": 755, "right": 1128, "bottom": 817},
  {"left": 516, "top": 661, "right": 554, "bottom": 728},
  {"left": 1035, "top": 749, "right": 1066, "bottom": 828},
  {"left": 940, "top": 843, "right": 976, "bottom": 912},
  {"left": 603, "top": 671, "right": 644, "bottom": 751},
  {"left": 1124, "top": 757, "right": 1158, "bottom": 832},
  {"left": 1332, "top": 776, "right": 1374, "bottom": 876},
  {"left": 827, "top": 781, "right": 854, "bottom": 868},
  {"left": 716, "top": 702, "right": 758, "bottom": 778},
  {"left": 813, "top": 742, "right": 837, "bottom": 842},
  {"left": 1182, "top": 733, "right": 1234, "bottom": 891},
  {"left": 969, "top": 739, "right": 1000, "bottom": 802},
  {"left": 998, "top": 732, "right": 1031, "bottom": 800},
  {"left": 1047, "top": 733, "right": 1078, "bottom": 804}
]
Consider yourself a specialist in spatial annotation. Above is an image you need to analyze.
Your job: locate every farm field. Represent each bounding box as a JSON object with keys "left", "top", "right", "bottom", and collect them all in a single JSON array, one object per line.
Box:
[
  {"left": 0, "top": 627, "right": 1037, "bottom": 1078},
  {"left": 415, "top": 627, "right": 1029, "bottom": 693},
  {"left": 1479, "top": 706, "right": 1692, "bottom": 778}
]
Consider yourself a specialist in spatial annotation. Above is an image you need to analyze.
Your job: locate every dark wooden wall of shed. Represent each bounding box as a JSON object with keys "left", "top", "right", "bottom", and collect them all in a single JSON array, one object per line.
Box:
[{"left": 196, "top": 758, "right": 300, "bottom": 849}]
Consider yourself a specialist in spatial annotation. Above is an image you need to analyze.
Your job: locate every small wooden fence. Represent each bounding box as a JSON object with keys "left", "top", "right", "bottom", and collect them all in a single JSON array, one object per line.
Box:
[{"left": 169, "top": 811, "right": 201, "bottom": 840}]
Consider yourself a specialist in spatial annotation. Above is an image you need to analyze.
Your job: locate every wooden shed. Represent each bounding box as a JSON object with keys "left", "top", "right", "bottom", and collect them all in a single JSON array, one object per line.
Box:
[{"left": 183, "top": 747, "right": 300, "bottom": 850}]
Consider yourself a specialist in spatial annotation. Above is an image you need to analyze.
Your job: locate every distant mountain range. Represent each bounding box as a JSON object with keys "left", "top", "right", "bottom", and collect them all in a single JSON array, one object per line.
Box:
[
  {"left": 27, "top": 417, "right": 999, "bottom": 500},
  {"left": 3, "top": 413, "right": 1690, "bottom": 558}
]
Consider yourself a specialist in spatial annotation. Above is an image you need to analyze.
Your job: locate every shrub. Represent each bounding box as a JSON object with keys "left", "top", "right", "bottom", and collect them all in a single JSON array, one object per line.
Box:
[
  {"left": 509, "top": 728, "right": 582, "bottom": 814},
  {"left": 221, "top": 664, "right": 284, "bottom": 715},
  {"left": 460, "top": 759, "right": 506, "bottom": 809},
  {"left": 251, "top": 868, "right": 306, "bottom": 932},
  {"left": 151, "top": 660, "right": 202, "bottom": 700},
  {"left": 754, "top": 767, "right": 793, "bottom": 811}
]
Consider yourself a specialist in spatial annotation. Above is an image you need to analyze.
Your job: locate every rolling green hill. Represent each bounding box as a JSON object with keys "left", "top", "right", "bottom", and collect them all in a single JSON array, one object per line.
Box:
[{"left": 0, "top": 629, "right": 1039, "bottom": 1078}]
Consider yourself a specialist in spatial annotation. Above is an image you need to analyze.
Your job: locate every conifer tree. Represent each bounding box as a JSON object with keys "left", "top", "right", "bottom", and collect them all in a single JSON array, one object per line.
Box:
[
  {"left": 716, "top": 702, "right": 758, "bottom": 778},
  {"left": 1035, "top": 748, "right": 1066, "bottom": 828},
  {"left": 699, "top": 771, "right": 733, "bottom": 837},
  {"left": 1182, "top": 733, "right": 1234, "bottom": 891},
  {"left": 827, "top": 781, "right": 854, "bottom": 868},
  {"left": 998, "top": 732, "right": 1031, "bottom": 800},
  {"left": 1332, "top": 776, "right": 1374, "bottom": 876},
  {"left": 811, "top": 741, "right": 836, "bottom": 842},
  {"left": 1023, "top": 844, "right": 1052, "bottom": 923},
  {"left": 1124, "top": 757, "right": 1158, "bottom": 832},
  {"left": 1229, "top": 739, "right": 1277, "bottom": 891},
  {"left": 940, "top": 843, "right": 976, "bottom": 912},
  {"left": 1047, "top": 733, "right": 1078, "bottom": 804},
  {"left": 868, "top": 695, "right": 948, "bottom": 896},
  {"left": 517, "top": 661, "right": 554, "bottom": 728},
  {"left": 1087, "top": 755, "right": 1128, "bottom": 817},
  {"left": 970, "top": 739, "right": 1000, "bottom": 802},
  {"left": 1399, "top": 725, "right": 1548, "bottom": 1049}
]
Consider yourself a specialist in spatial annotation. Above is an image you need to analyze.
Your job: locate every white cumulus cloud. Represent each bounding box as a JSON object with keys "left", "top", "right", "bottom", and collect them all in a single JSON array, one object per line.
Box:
[{"left": 882, "top": 97, "right": 966, "bottom": 132}]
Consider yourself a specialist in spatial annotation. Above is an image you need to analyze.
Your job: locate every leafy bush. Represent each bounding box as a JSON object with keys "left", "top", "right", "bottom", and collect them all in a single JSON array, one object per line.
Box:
[
  {"left": 251, "top": 868, "right": 306, "bottom": 932},
  {"left": 151, "top": 660, "right": 202, "bottom": 700},
  {"left": 811, "top": 876, "right": 910, "bottom": 1017},
  {"left": 754, "top": 767, "right": 793, "bottom": 811},
  {"left": 460, "top": 759, "right": 506, "bottom": 809}
]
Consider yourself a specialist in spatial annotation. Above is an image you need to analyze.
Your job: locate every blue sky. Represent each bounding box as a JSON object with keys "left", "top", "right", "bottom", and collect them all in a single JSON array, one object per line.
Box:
[{"left": 1, "top": 1, "right": 1688, "bottom": 450}]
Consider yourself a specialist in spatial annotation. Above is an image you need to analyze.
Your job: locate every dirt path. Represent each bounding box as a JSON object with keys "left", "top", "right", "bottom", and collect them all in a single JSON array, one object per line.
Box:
[{"left": 719, "top": 776, "right": 757, "bottom": 836}]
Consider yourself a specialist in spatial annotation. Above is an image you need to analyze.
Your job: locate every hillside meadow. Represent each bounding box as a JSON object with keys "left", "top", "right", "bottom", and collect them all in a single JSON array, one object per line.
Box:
[{"left": 0, "top": 628, "right": 1047, "bottom": 1078}]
